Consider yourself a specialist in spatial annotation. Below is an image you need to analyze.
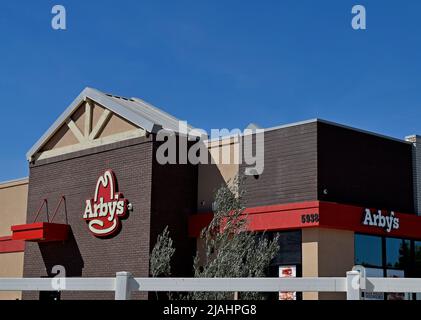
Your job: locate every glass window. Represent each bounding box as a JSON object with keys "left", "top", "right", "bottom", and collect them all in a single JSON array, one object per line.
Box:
[
  {"left": 355, "top": 234, "right": 383, "bottom": 267},
  {"left": 386, "top": 238, "right": 411, "bottom": 269},
  {"left": 415, "top": 241, "right": 421, "bottom": 269},
  {"left": 270, "top": 230, "right": 302, "bottom": 266}
]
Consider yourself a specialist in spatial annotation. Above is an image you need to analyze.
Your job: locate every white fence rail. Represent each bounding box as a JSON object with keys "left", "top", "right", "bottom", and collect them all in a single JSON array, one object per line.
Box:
[
  {"left": 0, "top": 269, "right": 420, "bottom": 300},
  {"left": 366, "top": 278, "right": 421, "bottom": 293}
]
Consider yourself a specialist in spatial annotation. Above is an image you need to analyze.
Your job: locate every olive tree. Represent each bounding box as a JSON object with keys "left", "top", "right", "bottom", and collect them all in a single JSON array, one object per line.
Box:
[
  {"left": 150, "top": 226, "right": 175, "bottom": 277},
  {"left": 150, "top": 175, "right": 280, "bottom": 300},
  {"left": 190, "top": 175, "right": 279, "bottom": 300}
]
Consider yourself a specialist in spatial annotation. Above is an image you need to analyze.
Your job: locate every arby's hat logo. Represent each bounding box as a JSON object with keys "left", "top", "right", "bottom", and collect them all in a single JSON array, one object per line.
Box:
[{"left": 83, "top": 169, "right": 130, "bottom": 237}]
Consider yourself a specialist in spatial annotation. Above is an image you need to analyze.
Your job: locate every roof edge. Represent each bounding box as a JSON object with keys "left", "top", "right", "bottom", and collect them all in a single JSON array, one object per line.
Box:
[
  {"left": 0, "top": 177, "right": 29, "bottom": 189},
  {"left": 26, "top": 87, "right": 159, "bottom": 161},
  {"left": 316, "top": 118, "right": 411, "bottom": 145},
  {"left": 204, "top": 118, "right": 411, "bottom": 145}
]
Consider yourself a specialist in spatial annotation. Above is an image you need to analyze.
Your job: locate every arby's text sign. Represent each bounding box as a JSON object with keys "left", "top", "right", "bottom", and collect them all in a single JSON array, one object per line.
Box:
[
  {"left": 83, "top": 169, "right": 130, "bottom": 237},
  {"left": 362, "top": 208, "right": 400, "bottom": 233},
  {"left": 189, "top": 201, "right": 421, "bottom": 240}
]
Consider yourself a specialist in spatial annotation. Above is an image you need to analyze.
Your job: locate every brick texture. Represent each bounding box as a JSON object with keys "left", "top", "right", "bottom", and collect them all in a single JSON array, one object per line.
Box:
[
  {"left": 22, "top": 135, "right": 198, "bottom": 300},
  {"left": 241, "top": 122, "right": 318, "bottom": 207},
  {"left": 240, "top": 121, "right": 414, "bottom": 214},
  {"left": 150, "top": 140, "right": 198, "bottom": 279}
]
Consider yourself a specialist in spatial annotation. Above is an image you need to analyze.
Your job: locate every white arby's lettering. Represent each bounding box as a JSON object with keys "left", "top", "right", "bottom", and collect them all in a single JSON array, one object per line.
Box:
[
  {"left": 362, "top": 208, "right": 400, "bottom": 233},
  {"left": 83, "top": 170, "right": 130, "bottom": 237}
]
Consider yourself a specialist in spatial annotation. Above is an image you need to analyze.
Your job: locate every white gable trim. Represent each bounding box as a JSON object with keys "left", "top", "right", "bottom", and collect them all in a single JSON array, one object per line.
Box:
[
  {"left": 26, "top": 87, "right": 160, "bottom": 161},
  {"left": 34, "top": 128, "right": 147, "bottom": 161}
]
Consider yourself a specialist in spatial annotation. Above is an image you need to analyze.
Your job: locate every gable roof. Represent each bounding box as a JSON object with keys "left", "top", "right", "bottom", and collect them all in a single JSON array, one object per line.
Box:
[{"left": 26, "top": 87, "right": 194, "bottom": 160}]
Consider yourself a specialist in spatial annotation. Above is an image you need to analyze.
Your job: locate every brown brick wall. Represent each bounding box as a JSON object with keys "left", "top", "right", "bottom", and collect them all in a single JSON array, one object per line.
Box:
[
  {"left": 240, "top": 120, "right": 414, "bottom": 214},
  {"left": 23, "top": 136, "right": 154, "bottom": 300},
  {"left": 150, "top": 140, "right": 198, "bottom": 278},
  {"left": 241, "top": 122, "right": 318, "bottom": 207},
  {"left": 23, "top": 135, "right": 199, "bottom": 300},
  {"left": 317, "top": 121, "right": 415, "bottom": 213}
]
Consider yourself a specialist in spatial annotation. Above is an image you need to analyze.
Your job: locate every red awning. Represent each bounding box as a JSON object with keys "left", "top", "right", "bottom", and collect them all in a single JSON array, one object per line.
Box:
[
  {"left": 11, "top": 222, "right": 69, "bottom": 242},
  {"left": 0, "top": 236, "right": 25, "bottom": 253}
]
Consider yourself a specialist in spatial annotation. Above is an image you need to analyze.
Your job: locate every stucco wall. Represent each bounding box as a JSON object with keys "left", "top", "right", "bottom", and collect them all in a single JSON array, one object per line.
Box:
[
  {"left": 302, "top": 228, "right": 355, "bottom": 300},
  {"left": 0, "top": 252, "right": 24, "bottom": 300},
  {"left": 0, "top": 178, "right": 28, "bottom": 300},
  {"left": 197, "top": 137, "right": 240, "bottom": 212},
  {"left": 0, "top": 179, "right": 28, "bottom": 235}
]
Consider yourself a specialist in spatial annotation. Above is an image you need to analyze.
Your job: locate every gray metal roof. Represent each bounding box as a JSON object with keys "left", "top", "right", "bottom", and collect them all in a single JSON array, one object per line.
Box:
[
  {"left": 26, "top": 87, "right": 194, "bottom": 160},
  {"left": 264, "top": 118, "right": 410, "bottom": 144}
]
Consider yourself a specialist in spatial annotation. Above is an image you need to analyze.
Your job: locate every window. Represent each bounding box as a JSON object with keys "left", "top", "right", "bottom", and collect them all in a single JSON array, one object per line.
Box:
[
  {"left": 257, "top": 231, "right": 303, "bottom": 300},
  {"left": 355, "top": 234, "right": 419, "bottom": 300},
  {"left": 415, "top": 242, "right": 421, "bottom": 270},
  {"left": 270, "top": 230, "right": 302, "bottom": 266},
  {"left": 355, "top": 234, "right": 382, "bottom": 267},
  {"left": 386, "top": 238, "right": 411, "bottom": 269}
]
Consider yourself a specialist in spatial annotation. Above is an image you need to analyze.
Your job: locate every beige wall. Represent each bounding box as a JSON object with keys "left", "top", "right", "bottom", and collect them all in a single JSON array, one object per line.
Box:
[
  {"left": 99, "top": 113, "right": 138, "bottom": 138},
  {"left": 42, "top": 124, "right": 79, "bottom": 151},
  {"left": 302, "top": 228, "right": 355, "bottom": 300},
  {"left": 197, "top": 137, "right": 240, "bottom": 211},
  {"left": 302, "top": 228, "right": 319, "bottom": 300},
  {"left": 92, "top": 102, "right": 106, "bottom": 128},
  {"left": 0, "top": 252, "right": 24, "bottom": 300},
  {"left": 0, "top": 178, "right": 28, "bottom": 300},
  {"left": 38, "top": 101, "right": 142, "bottom": 160},
  {"left": 0, "top": 178, "right": 28, "bottom": 235}
]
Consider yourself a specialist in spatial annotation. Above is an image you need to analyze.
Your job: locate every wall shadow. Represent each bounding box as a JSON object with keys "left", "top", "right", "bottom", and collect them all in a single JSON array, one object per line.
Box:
[{"left": 38, "top": 228, "right": 84, "bottom": 277}]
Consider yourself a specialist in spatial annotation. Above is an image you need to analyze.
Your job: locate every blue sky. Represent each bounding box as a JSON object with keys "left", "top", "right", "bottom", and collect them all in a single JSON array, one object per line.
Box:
[{"left": 0, "top": 0, "right": 421, "bottom": 180}]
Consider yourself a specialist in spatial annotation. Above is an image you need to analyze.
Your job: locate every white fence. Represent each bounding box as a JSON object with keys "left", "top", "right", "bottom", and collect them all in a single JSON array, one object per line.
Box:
[{"left": 1, "top": 269, "right": 421, "bottom": 300}]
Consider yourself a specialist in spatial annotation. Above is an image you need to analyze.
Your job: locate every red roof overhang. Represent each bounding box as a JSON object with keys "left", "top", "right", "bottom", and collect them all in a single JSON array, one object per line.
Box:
[
  {"left": 0, "top": 236, "right": 25, "bottom": 253},
  {"left": 189, "top": 201, "right": 421, "bottom": 240},
  {"left": 11, "top": 222, "right": 70, "bottom": 242}
]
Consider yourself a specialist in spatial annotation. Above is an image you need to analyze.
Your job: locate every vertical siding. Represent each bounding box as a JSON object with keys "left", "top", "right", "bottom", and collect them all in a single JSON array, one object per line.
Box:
[{"left": 405, "top": 135, "right": 421, "bottom": 215}]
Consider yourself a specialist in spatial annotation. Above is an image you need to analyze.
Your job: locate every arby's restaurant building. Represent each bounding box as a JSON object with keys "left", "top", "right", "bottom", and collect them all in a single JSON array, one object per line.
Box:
[{"left": 1, "top": 87, "right": 421, "bottom": 300}]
